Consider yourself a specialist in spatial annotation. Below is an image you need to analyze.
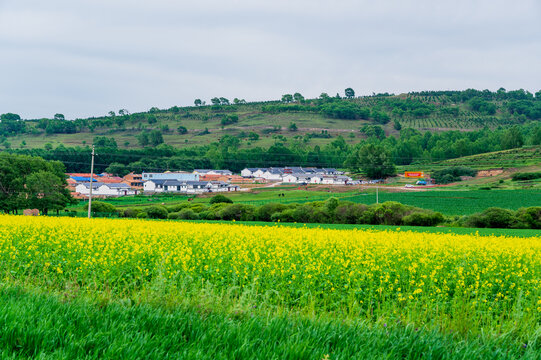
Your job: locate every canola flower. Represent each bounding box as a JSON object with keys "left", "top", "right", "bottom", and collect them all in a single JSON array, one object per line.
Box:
[{"left": 1, "top": 215, "right": 540, "bottom": 321}]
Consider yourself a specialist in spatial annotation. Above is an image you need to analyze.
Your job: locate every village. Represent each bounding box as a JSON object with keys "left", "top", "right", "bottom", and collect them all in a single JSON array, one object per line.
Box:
[{"left": 68, "top": 167, "right": 356, "bottom": 198}]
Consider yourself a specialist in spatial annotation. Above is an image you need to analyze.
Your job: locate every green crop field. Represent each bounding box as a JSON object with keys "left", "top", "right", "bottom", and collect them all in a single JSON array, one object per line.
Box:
[{"left": 343, "top": 189, "right": 541, "bottom": 215}]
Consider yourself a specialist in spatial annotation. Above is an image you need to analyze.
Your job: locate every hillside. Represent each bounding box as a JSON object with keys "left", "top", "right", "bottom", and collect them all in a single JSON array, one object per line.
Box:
[{"left": 2, "top": 88, "right": 540, "bottom": 151}]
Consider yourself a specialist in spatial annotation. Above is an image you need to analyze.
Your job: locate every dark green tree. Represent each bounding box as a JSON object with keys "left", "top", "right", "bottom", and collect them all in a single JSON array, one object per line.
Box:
[
  {"left": 350, "top": 143, "right": 395, "bottom": 179},
  {"left": 137, "top": 132, "right": 149, "bottom": 146},
  {"left": 149, "top": 130, "right": 164, "bottom": 146},
  {"left": 105, "top": 162, "right": 130, "bottom": 177},
  {"left": 0, "top": 154, "right": 73, "bottom": 214},
  {"left": 501, "top": 126, "right": 524, "bottom": 149},
  {"left": 26, "top": 171, "right": 73, "bottom": 215},
  {"left": 177, "top": 126, "right": 188, "bottom": 134},
  {"left": 293, "top": 92, "right": 304, "bottom": 103},
  {"left": 345, "top": 88, "right": 355, "bottom": 99},
  {"left": 281, "top": 94, "right": 293, "bottom": 103}
]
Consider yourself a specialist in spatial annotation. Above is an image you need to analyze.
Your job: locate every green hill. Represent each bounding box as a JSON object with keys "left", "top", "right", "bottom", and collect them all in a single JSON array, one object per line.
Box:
[{"left": 2, "top": 88, "right": 540, "bottom": 151}]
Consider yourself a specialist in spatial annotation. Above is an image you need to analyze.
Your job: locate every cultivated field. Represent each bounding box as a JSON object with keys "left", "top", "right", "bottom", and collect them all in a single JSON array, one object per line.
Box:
[{"left": 1, "top": 215, "right": 540, "bottom": 358}]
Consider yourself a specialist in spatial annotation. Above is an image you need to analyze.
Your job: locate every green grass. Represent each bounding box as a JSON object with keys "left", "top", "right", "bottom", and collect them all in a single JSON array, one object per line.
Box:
[
  {"left": 1, "top": 285, "right": 538, "bottom": 359},
  {"left": 178, "top": 220, "right": 541, "bottom": 238},
  {"left": 342, "top": 189, "right": 541, "bottom": 215}
]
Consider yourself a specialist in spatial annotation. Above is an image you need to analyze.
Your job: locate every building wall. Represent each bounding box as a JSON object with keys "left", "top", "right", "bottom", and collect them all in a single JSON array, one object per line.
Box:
[{"left": 142, "top": 172, "right": 199, "bottom": 181}]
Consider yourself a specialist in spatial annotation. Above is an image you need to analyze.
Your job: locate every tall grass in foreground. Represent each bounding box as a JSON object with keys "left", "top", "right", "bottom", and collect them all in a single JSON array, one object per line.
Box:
[{"left": 0, "top": 286, "right": 538, "bottom": 360}]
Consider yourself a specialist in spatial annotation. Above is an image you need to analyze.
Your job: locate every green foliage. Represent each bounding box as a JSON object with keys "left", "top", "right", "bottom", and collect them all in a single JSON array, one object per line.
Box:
[
  {"left": 512, "top": 172, "right": 541, "bottom": 181},
  {"left": 288, "top": 122, "right": 298, "bottom": 132},
  {"left": 432, "top": 167, "right": 477, "bottom": 184},
  {"left": 248, "top": 132, "right": 259, "bottom": 141},
  {"left": 145, "top": 206, "right": 168, "bottom": 219},
  {"left": 348, "top": 143, "right": 396, "bottom": 179},
  {"left": 220, "top": 114, "right": 239, "bottom": 126},
  {"left": 105, "top": 162, "right": 130, "bottom": 177},
  {"left": 501, "top": 126, "right": 524, "bottom": 149},
  {"left": 344, "top": 88, "right": 355, "bottom": 98},
  {"left": 320, "top": 102, "right": 370, "bottom": 119},
  {"left": 463, "top": 207, "right": 518, "bottom": 228},
  {"left": 0, "top": 153, "right": 73, "bottom": 213},
  {"left": 516, "top": 207, "right": 541, "bottom": 229},
  {"left": 360, "top": 125, "right": 385, "bottom": 139},
  {"left": 177, "top": 126, "right": 188, "bottom": 134},
  {"left": 281, "top": 94, "right": 293, "bottom": 103},
  {"left": 138, "top": 130, "right": 163, "bottom": 146},
  {"left": 209, "top": 194, "right": 233, "bottom": 205},
  {"left": 85, "top": 201, "right": 117, "bottom": 214},
  {"left": 93, "top": 136, "right": 117, "bottom": 149}
]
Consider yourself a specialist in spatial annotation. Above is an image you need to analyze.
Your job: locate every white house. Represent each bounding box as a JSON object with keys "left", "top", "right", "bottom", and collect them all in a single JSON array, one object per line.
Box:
[
  {"left": 241, "top": 168, "right": 267, "bottom": 178},
  {"left": 193, "top": 169, "right": 233, "bottom": 176},
  {"left": 281, "top": 174, "right": 298, "bottom": 183},
  {"left": 322, "top": 176, "right": 351, "bottom": 185},
  {"left": 252, "top": 168, "right": 267, "bottom": 178},
  {"left": 76, "top": 182, "right": 135, "bottom": 197},
  {"left": 144, "top": 179, "right": 166, "bottom": 193},
  {"left": 310, "top": 176, "right": 323, "bottom": 184},
  {"left": 262, "top": 168, "right": 283, "bottom": 181},
  {"left": 142, "top": 171, "right": 199, "bottom": 182}
]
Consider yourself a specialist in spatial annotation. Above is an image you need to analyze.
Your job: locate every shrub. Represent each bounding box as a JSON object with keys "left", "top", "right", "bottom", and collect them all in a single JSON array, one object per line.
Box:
[
  {"left": 218, "top": 204, "right": 255, "bottom": 221},
  {"left": 86, "top": 201, "right": 117, "bottom": 213},
  {"left": 463, "top": 207, "right": 516, "bottom": 228},
  {"left": 402, "top": 211, "right": 444, "bottom": 226},
  {"left": 177, "top": 208, "right": 199, "bottom": 220},
  {"left": 432, "top": 167, "right": 477, "bottom": 184},
  {"left": 136, "top": 212, "right": 148, "bottom": 219},
  {"left": 334, "top": 203, "right": 369, "bottom": 224},
  {"left": 512, "top": 172, "right": 541, "bottom": 181},
  {"left": 121, "top": 207, "right": 142, "bottom": 218},
  {"left": 166, "top": 203, "right": 191, "bottom": 213},
  {"left": 209, "top": 194, "right": 233, "bottom": 205},
  {"left": 271, "top": 209, "right": 296, "bottom": 223},
  {"left": 371, "top": 202, "right": 411, "bottom": 225},
  {"left": 145, "top": 206, "right": 168, "bottom": 219},
  {"left": 188, "top": 203, "right": 208, "bottom": 213},
  {"left": 515, "top": 207, "right": 541, "bottom": 229},
  {"left": 256, "top": 203, "right": 288, "bottom": 221}
]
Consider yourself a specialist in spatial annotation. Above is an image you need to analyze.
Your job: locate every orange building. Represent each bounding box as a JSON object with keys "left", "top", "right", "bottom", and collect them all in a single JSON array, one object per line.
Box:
[
  {"left": 199, "top": 174, "right": 253, "bottom": 184},
  {"left": 123, "top": 173, "right": 144, "bottom": 189}
]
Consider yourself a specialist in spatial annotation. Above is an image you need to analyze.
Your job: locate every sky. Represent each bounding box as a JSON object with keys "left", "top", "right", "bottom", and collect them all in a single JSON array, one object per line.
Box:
[{"left": 0, "top": 0, "right": 540, "bottom": 119}]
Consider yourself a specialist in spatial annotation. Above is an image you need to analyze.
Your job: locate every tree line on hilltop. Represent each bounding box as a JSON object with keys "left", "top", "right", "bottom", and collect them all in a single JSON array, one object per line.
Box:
[{"left": 7, "top": 121, "right": 540, "bottom": 180}]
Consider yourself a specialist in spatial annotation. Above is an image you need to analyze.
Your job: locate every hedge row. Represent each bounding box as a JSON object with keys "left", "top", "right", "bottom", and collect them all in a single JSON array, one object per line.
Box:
[
  {"left": 110, "top": 199, "right": 444, "bottom": 227},
  {"left": 459, "top": 207, "right": 541, "bottom": 229}
]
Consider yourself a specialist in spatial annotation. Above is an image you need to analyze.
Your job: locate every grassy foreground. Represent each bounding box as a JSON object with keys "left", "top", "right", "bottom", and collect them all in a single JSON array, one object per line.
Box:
[{"left": 1, "top": 285, "right": 538, "bottom": 360}]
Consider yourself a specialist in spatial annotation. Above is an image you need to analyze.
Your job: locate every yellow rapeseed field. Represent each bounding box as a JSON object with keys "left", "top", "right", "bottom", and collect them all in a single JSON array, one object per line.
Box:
[{"left": 1, "top": 215, "right": 540, "bottom": 323}]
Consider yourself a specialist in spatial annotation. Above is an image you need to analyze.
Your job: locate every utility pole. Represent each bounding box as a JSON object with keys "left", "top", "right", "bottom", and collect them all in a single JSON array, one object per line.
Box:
[{"left": 88, "top": 145, "right": 95, "bottom": 219}]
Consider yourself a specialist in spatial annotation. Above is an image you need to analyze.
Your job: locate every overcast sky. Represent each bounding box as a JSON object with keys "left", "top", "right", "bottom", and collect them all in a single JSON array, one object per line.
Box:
[{"left": 0, "top": 0, "right": 540, "bottom": 119}]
